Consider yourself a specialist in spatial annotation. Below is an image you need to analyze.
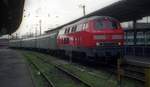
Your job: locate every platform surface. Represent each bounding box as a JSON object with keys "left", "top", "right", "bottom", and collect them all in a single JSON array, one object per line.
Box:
[{"left": 0, "top": 49, "right": 33, "bottom": 87}]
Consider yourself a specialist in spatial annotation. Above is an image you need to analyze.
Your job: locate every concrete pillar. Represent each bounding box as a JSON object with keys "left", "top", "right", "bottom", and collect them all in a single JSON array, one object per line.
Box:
[{"left": 133, "top": 20, "right": 137, "bottom": 45}]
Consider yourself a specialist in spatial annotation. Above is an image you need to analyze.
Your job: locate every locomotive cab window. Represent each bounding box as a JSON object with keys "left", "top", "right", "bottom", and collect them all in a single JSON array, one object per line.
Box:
[
  {"left": 95, "top": 21, "right": 103, "bottom": 29},
  {"left": 95, "top": 20, "right": 118, "bottom": 30}
]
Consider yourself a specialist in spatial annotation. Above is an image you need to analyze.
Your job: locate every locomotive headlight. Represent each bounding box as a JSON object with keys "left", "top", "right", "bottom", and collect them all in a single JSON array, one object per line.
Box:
[
  {"left": 96, "top": 42, "right": 100, "bottom": 46},
  {"left": 118, "top": 42, "right": 121, "bottom": 45}
]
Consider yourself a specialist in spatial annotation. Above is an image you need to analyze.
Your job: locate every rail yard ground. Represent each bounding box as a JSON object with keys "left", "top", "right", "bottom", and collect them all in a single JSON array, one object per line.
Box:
[{"left": 21, "top": 50, "right": 144, "bottom": 87}]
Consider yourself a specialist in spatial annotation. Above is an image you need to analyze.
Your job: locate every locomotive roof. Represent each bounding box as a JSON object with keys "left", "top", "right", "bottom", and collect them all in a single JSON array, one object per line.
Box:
[
  {"left": 86, "top": 16, "right": 116, "bottom": 20},
  {"left": 62, "top": 16, "right": 117, "bottom": 28},
  {"left": 46, "top": 16, "right": 117, "bottom": 33},
  {"left": 9, "top": 39, "right": 22, "bottom": 42}
]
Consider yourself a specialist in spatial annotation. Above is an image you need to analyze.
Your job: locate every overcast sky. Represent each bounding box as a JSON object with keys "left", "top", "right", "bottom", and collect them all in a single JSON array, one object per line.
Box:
[{"left": 16, "top": 0, "right": 120, "bottom": 36}]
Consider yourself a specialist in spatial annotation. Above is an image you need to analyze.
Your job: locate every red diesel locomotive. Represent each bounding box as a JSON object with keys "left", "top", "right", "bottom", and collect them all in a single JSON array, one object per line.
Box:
[{"left": 57, "top": 16, "right": 124, "bottom": 62}]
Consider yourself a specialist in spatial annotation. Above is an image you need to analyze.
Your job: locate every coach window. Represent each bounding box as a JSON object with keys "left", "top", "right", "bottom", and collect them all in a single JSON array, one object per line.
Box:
[
  {"left": 136, "top": 32, "right": 145, "bottom": 45},
  {"left": 145, "top": 31, "right": 150, "bottom": 45}
]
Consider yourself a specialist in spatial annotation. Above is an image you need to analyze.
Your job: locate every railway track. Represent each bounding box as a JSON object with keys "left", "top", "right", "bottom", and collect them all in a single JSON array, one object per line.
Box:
[
  {"left": 24, "top": 53, "right": 93, "bottom": 87},
  {"left": 123, "top": 64, "right": 145, "bottom": 82},
  {"left": 25, "top": 54, "right": 55, "bottom": 87},
  {"left": 22, "top": 51, "right": 144, "bottom": 87},
  {"left": 62, "top": 58, "right": 145, "bottom": 83},
  {"left": 93, "top": 63, "right": 145, "bottom": 82},
  {"left": 55, "top": 65, "right": 92, "bottom": 87}
]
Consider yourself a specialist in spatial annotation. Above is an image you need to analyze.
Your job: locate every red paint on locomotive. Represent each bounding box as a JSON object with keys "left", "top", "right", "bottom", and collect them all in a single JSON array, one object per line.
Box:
[{"left": 57, "top": 16, "right": 124, "bottom": 49}]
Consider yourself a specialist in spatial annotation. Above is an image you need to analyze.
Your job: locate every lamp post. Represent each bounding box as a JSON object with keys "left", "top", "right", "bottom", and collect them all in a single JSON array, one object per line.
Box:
[
  {"left": 39, "top": 19, "right": 42, "bottom": 35},
  {"left": 79, "top": 4, "right": 86, "bottom": 16}
]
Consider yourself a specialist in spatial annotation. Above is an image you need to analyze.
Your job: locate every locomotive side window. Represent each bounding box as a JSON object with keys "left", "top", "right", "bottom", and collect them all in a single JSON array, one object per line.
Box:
[
  {"left": 65, "top": 28, "right": 70, "bottom": 34},
  {"left": 136, "top": 32, "right": 145, "bottom": 45},
  {"left": 74, "top": 25, "right": 77, "bottom": 32},
  {"left": 85, "top": 22, "right": 88, "bottom": 29},
  {"left": 71, "top": 26, "right": 74, "bottom": 33},
  {"left": 145, "top": 31, "right": 150, "bottom": 45},
  {"left": 77, "top": 24, "right": 83, "bottom": 31},
  {"left": 83, "top": 24, "right": 86, "bottom": 30},
  {"left": 82, "top": 22, "right": 88, "bottom": 30},
  {"left": 67, "top": 28, "right": 70, "bottom": 34},
  {"left": 65, "top": 28, "right": 68, "bottom": 34}
]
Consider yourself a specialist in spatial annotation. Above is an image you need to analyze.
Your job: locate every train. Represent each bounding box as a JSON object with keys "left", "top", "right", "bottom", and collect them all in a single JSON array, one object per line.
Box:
[{"left": 9, "top": 16, "right": 124, "bottom": 63}]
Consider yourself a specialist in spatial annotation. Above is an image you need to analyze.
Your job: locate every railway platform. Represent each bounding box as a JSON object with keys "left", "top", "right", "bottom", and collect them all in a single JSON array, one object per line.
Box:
[
  {"left": 124, "top": 56, "right": 150, "bottom": 67},
  {"left": 125, "top": 56, "right": 150, "bottom": 87},
  {"left": 0, "top": 49, "right": 33, "bottom": 87}
]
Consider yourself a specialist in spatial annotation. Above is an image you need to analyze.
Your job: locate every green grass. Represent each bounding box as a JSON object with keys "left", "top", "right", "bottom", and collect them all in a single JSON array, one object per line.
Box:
[
  {"left": 61, "top": 64, "right": 143, "bottom": 87},
  {"left": 22, "top": 52, "right": 87, "bottom": 87},
  {"left": 21, "top": 50, "right": 144, "bottom": 87},
  {"left": 30, "top": 64, "right": 46, "bottom": 87},
  {"left": 22, "top": 54, "right": 46, "bottom": 87}
]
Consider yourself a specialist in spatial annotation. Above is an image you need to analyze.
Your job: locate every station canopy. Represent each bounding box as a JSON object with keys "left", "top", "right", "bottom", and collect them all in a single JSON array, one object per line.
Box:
[
  {"left": 1, "top": 0, "right": 150, "bottom": 35},
  {"left": 46, "top": 0, "right": 150, "bottom": 32},
  {"left": 0, "top": 0, "right": 25, "bottom": 36}
]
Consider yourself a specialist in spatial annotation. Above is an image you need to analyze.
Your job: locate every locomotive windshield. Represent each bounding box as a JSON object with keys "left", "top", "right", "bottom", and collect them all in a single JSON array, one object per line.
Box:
[{"left": 95, "top": 20, "right": 118, "bottom": 30}]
